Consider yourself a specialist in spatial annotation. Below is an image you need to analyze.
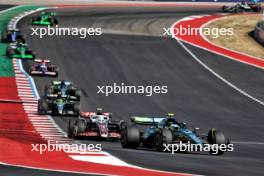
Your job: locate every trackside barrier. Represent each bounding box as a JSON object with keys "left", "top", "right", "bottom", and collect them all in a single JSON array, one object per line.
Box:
[{"left": 254, "top": 20, "right": 264, "bottom": 45}]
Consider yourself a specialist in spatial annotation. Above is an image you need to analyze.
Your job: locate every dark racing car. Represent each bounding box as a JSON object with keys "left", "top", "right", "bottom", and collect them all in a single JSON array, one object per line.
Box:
[
  {"left": 121, "top": 114, "right": 230, "bottom": 155},
  {"left": 38, "top": 96, "right": 80, "bottom": 116},
  {"left": 29, "top": 59, "right": 59, "bottom": 77},
  {"left": 222, "top": 1, "right": 262, "bottom": 13},
  {"left": 6, "top": 42, "right": 35, "bottom": 59},
  {"left": 31, "top": 11, "right": 58, "bottom": 26},
  {"left": 1, "top": 28, "right": 25, "bottom": 43},
  {"left": 68, "top": 107, "right": 124, "bottom": 140},
  {"left": 44, "top": 80, "right": 81, "bottom": 101}
]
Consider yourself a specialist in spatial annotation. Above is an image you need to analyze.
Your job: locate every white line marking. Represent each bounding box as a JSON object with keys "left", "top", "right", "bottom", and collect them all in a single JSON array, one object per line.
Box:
[
  {"left": 232, "top": 141, "right": 264, "bottom": 145},
  {"left": 20, "top": 95, "right": 34, "bottom": 97},
  {"left": 69, "top": 155, "right": 130, "bottom": 167},
  {"left": 17, "top": 85, "right": 31, "bottom": 88},
  {"left": 30, "top": 119, "right": 50, "bottom": 122},
  {"left": 171, "top": 20, "right": 264, "bottom": 107},
  {"left": 16, "top": 78, "right": 29, "bottom": 81}
]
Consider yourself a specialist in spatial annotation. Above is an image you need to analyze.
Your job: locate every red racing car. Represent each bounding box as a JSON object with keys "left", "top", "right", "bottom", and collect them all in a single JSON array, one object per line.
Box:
[
  {"left": 29, "top": 59, "right": 59, "bottom": 76},
  {"left": 68, "top": 108, "right": 124, "bottom": 140}
]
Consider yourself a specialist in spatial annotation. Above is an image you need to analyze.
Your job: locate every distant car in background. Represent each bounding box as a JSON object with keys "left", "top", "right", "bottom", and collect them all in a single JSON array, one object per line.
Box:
[
  {"left": 6, "top": 41, "right": 35, "bottom": 59},
  {"left": 44, "top": 80, "right": 81, "bottom": 101},
  {"left": 1, "top": 28, "right": 25, "bottom": 43},
  {"left": 222, "top": 1, "right": 262, "bottom": 13},
  {"left": 31, "top": 11, "right": 58, "bottom": 26},
  {"left": 29, "top": 59, "right": 59, "bottom": 77}
]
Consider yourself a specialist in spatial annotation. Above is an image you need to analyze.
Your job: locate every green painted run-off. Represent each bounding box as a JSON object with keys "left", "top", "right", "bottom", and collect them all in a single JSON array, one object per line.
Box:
[{"left": 0, "top": 5, "right": 43, "bottom": 77}]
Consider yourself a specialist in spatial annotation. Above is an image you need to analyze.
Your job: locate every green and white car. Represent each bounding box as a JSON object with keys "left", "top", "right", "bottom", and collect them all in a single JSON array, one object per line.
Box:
[
  {"left": 6, "top": 42, "right": 35, "bottom": 59},
  {"left": 31, "top": 12, "right": 58, "bottom": 26}
]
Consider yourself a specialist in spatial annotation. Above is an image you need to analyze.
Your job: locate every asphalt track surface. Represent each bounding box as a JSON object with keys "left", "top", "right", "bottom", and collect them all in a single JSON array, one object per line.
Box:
[{"left": 13, "top": 5, "right": 264, "bottom": 176}]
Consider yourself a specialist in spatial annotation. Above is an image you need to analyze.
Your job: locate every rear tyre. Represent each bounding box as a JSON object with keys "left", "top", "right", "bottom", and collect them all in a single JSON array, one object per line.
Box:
[
  {"left": 30, "top": 51, "right": 36, "bottom": 59},
  {"left": 31, "top": 17, "right": 38, "bottom": 24},
  {"left": 6, "top": 48, "right": 14, "bottom": 56},
  {"left": 44, "top": 85, "right": 53, "bottom": 96},
  {"left": 53, "top": 18, "right": 58, "bottom": 25},
  {"left": 73, "top": 103, "right": 80, "bottom": 115},
  {"left": 256, "top": 6, "right": 262, "bottom": 12},
  {"left": 54, "top": 67, "right": 59, "bottom": 77},
  {"left": 29, "top": 66, "right": 34, "bottom": 75},
  {"left": 75, "top": 89, "right": 81, "bottom": 100},
  {"left": 17, "top": 36, "right": 25, "bottom": 43},
  {"left": 121, "top": 126, "right": 140, "bottom": 149},
  {"left": 68, "top": 119, "right": 77, "bottom": 138},
  {"left": 222, "top": 5, "right": 227, "bottom": 12}
]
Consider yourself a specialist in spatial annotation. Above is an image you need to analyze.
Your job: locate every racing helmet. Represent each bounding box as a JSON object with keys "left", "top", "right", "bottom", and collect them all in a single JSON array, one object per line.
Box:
[
  {"left": 166, "top": 118, "right": 180, "bottom": 129},
  {"left": 40, "top": 59, "right": 46, "bottom": 65},
  {"left": 167, "top": 113, "right": 175, "bottom": 118},
  {"left": 56, "top": 98, "right": 64, "bottom": 104},
  {"left": 60, "top": 80, "right": 67, "bottom": 89},
  {"left": 96, "top": 107, "right": 103, "bottom": 115}
]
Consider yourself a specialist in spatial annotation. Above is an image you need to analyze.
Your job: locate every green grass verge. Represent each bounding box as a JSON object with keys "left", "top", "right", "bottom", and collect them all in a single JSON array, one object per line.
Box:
[{"left": 0, "top": 5, "right": 43, "bottom": 77}]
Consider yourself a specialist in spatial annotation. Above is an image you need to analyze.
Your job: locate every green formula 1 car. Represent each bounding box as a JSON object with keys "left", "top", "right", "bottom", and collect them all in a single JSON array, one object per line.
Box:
[
  {"left": 38, "top": 96, "right": 80, "bottom": 116},
  {"left": 6, "top": 42, "right": 35, "bottom": 59},
  {"left": 31, "top": 12, "right": 58, "bottom": 26},
  {"left": 44, "top": 80, "right": 81, "bottom": 101}
]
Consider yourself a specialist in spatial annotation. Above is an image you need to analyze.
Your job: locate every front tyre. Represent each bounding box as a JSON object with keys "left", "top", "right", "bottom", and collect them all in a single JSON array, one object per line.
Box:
[
  {"left": 76, "top": 119, "right": 86, "bottom": 133},
  {"left": 207, "top": 129, "right": 226, "bottom": 155},
  {"left": 155, "top": 128, "right": 173, "bottom": 151},
  {"left": 38, "top": 99, "right": 48, "bottom": 115}
]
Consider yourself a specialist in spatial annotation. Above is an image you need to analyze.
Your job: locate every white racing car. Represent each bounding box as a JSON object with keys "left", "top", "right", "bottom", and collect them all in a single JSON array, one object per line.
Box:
[{"left": 68, "top": 107, "right": 124, "bottom": 140}]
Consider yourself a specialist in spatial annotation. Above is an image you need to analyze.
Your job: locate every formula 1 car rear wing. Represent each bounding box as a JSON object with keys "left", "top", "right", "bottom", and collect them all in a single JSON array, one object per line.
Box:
[
  {"left": 80, "top": 112, "right": 111, "bottom": 117},
  {"left": 131, "top": 116, "right": 165, "bottom": 125},
  {"left": 34, "top": 59, "right": 50, "bottom": 63}
]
